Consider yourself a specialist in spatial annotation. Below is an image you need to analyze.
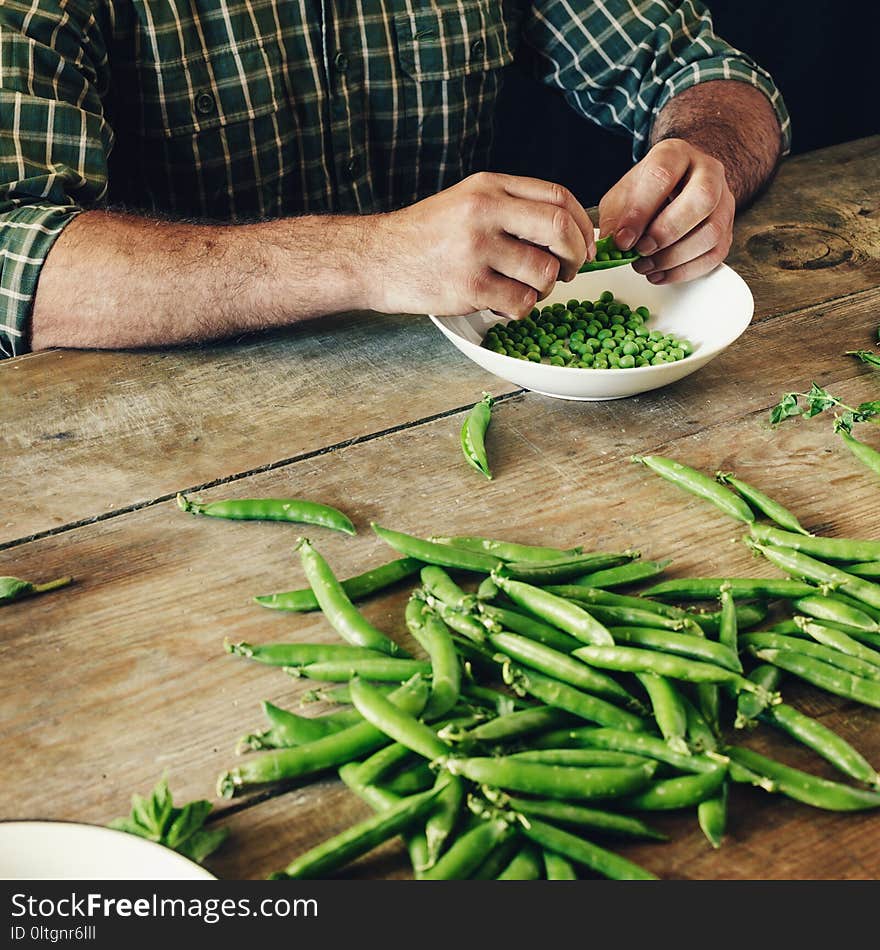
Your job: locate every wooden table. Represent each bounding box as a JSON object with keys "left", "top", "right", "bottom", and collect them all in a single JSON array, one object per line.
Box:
[{"left": 2, "top": 137, "right": 879, "bottom": 880}]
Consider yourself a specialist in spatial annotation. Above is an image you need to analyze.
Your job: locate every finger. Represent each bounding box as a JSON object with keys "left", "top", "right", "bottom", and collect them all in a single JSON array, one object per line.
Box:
[
  {"left": 632, "top": 205, "right": 732, "bottom": 275},
  {"left": 597, "top": 164, "right": 640, "bottom": 239},
  {"left": 469, "top": 267, "right": 538, "bottom": 318},
  {"left": 489, "top": 236, "right": 561, "bottom": 299},
  {"left": 642, "top": 246, "right": 728, "bottom": 285},
  {"left": 612, "top": 143, "right": 691, "bottom": 251},
  {"left": 499, "top": 176, "right": 596, "bottom": 261},
  {"left": 636, "top": 162, "right": 726, "bottom": 255},
  {"left": 496, "top": 196, "right": 588, "bottom": 282}
]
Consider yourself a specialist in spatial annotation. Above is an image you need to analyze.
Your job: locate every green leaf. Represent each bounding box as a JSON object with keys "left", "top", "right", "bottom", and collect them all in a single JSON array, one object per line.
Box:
[
  {"left": 854, "top": 401, "right": 880, "bottom": 423},
  {"left": 769, "top": 393, "right": 801, "bottom": 425},
  {"left": 834, "top": 413, "right": 855, "bottom": 435},
  {"left": 0, "top": 577, "right": 34, "bottom": 602},
  {"left": 847, "top": 350, "right": 880, "bottom": 368},
  {"left": 803, "top": 383, "right": 837, "bottom": 418},
  {"left": 176, "top": 828, "right": 229, "bottom": 864},
  {"left": 165, "top": 800, "right": 213, "bottom": 850},
  {"left": 109, "top": 779, "right": 227, "bottom": 864}
]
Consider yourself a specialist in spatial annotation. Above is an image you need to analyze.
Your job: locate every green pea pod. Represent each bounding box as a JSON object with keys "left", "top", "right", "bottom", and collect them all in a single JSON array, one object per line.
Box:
[
  {"left": 748, "top": 523, "right": 880, "bottom": 564},
  {"left": 429, "top": 535, "right": 582, "bottom": 562},
  {"left": 680, "top": 694, "right": 718, "bottom": 753},
  {"left": 460, "top": 393, "right": 494, "bottom": 480},
  {"left": 632, "top": 455, "right": 755, "bottom": 524},
  {"left": 529, "top": 726, "right": 723, "bottom": 774},
  {"left": 297, "top": 538, "right": 404, "bottom": 656},
  {"left": 270, "top": 780, "right": 447, "bottom": 879},
  {"left": 419, "top": 566, "right": 473, "bottom": 611},
  {"left": 543, "top": 851, "right": 578, "bottom": 879},
  {"left": 0, "top": 575, "right": 72, "bottom": 605},
  {"left": 620, "top": 765, "right": 727, "bottom": 811},
  {"left": 236, "top": 701, "right": 363, "bottom": 752},
  {"left": 512, "top": 749, "right": 656, "bottom": 768},
  {"left": 793, "top": 595, "right": 880, "bottom": 632},
  {"left": 697, "top": 783, "right": 728, "bottom": 849},
  {"left": 516, "top": 817, "right": 658, "bottom": 880},
  {"left": 743, "top": 633, "right": 880, "bottom": 682},
  {"left": 497, "top": 843, "right": 544, "bottom": 880},
  {"left": 444, "top": 755, "right": 657, "bottom": 801},
  {"left": 796, "top": 618, "right": 880, "bottom": 669},
  {"left": 574, "top": 645, "right": 771, "bottom": 698},
  {"left": 546, "top": 586, "right": 690, "bottom": 622},
  {"left": 495, "top": 792, "right": 667, "bottom": 840},
  {"left": 688, "top": 602, "right": 767, "bottom": 636},
  {"left": 492, "top": 573, "right": 614, "bottom": 646},
  {"left": 577, "top": 235, "right": 641, "bottom": 273},
  {"left": 337, "top": 763, "right": 432, "bottom": 877},
  {"left": 286, "top": 658, "right": 431, "bottom": 682},
  {"left": 839, "top": 430, "right": 880, "bottom": 479},
  {"left": 217, "top": 677, "right": 429, "bottom": 797},
  {"left": 177, "top": 493, "right": 355, "bottom": 534},
  {"left": 734, "top": 663, "right": 784, "bottom": 729},
  {"left": 749, "top": 540, "right": 880, "bottom": 612},
  {"left": 404, "top": 599, "right": 461, "bottom": 719},
  {"left": 488, "top": 630, "right": 646, "bottom": 711},
  {"left": 760, "top": 704, "right": 880, "bottom": 789},
  {"left": 424, "top": 775, "right": 465, "bottom": 867},
  {"left": 849, "top": 561, "right": 880, "bottom": 579},
  {"left": 421, "top": 816, "right": 515, "bottom": 880},
  {"left": 604, "top": 627, "right": 742, "bottom": 672},
  {"left": 715, "top": 472, "right": 811, "bottom": 535},
  {"left": 459, "top": 706, "right": 575, "bottom": 745},
  {"left": 571, "top": 559, "right": 671, "bottom": 589},
  {"left": 725, "top": 746, "right": 880, "bottom": 811},
  {"left": 634, "top": 672, "right": 690, "bottom": 756},
  {"left": 254, "top": 558, "right": 421, "bottom": 612},
  {"left": 350, "top": 677, "right": 450, "bottom": 761},
  {"left": 477, "top": 603, "right": 582, "bottom": 653},
  {"left": 504, "top": 663, "right": 648, "bottom": 732},
  {"left": 754, "top": 648, "right": 880, "bottom": 709},
  {"left": 503, "top": 552, "right": 638, "bottom": 584},
  {"left": 643, "top": 576, "right": 815, "bottom": 601},
  {"left": 225, "top": 640, "right": 389, "bottom": 667},
  {"left": 372, "top": 523, "right": 502, "bottom": 573}
]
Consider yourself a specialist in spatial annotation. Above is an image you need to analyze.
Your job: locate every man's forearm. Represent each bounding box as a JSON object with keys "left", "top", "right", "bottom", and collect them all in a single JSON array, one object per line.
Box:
[
  {"left": 650, "top": 79, "right": 783, "bottom": 207},
  {"left": 30, "top": 210, "right": 375, "bottom": 351}
]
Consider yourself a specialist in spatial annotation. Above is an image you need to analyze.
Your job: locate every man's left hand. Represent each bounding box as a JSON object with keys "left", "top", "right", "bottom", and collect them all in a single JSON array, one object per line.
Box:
[{"left": 598, "top": 138, "right": 735, "bottom": 284}]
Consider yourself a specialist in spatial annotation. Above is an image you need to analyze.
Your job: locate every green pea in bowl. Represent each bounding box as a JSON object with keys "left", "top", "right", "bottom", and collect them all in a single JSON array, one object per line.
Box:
[{"left": 429, "top": 261, "right": 754, "bottom": 401}]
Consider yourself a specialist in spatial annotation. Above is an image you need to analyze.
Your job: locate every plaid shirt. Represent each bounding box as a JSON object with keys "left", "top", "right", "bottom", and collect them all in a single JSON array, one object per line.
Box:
[{"left": 0, "top": 0, "right": 789, "bottom": 356}]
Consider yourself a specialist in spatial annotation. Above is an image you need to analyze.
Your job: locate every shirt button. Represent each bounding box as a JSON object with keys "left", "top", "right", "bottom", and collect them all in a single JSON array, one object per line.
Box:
[
  {"left": 470, "top": 38, "right": 484, "bottom": 58},
  {"left": 195, "top": 91, "right": 215, "bottom": 115},
  {"left": 334, "top": 51, "right": 349, "bottom": 73},
  {"left": 347, "top": 156, "right": 360, "bottom": 177}
]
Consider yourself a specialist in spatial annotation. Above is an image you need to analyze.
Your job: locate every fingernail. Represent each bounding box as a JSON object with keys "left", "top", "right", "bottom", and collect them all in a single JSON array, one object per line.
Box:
[
  {"left": 647, "top": 271, "right": 666, "bottom": 284},
  {"left": 632, "top": 258, "right": 654, "bottom": 274},
  {"left": 616, "top": 228, "right": 636, "bottom": 250},
  {"left": 637, "top": 236, "right": 658, "bottom": 255}
]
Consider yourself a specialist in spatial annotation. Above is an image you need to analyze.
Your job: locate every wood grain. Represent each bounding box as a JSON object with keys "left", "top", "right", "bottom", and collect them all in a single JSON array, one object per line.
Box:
[
  {"left": 2, "top": 315, "right": 879, "bottom": 878},
  {"left": 0, "top": 313, "right": 518, "bottom": 546},
  {"left": 3, "top": 136, "right": 877, "bottom": 546},
  {"left": 728, "top": 135, "right": 880, "bottom": 320}
]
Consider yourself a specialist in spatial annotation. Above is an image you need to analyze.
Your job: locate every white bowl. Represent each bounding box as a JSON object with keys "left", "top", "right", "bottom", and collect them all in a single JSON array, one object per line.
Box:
[
  {"left": 429, "top": 259, "right": 753, "bottom": 401},
  {"left": 0, "top": 821, "right": 215, "bottom": 879}
]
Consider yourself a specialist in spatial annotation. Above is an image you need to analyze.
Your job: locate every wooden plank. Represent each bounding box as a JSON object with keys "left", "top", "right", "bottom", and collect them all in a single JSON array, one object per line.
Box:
[
  {"left": 729, "top": 136, "right": 880, "bottom": 320},
  {"left": 0, "top": 313, "right": 518, "bottom": 546},
  {"left": 2, "top": 328, "right": 879, "bottom": 878},
  {"left": 3, "top": 137, "right": 877, "bottom": 547}
]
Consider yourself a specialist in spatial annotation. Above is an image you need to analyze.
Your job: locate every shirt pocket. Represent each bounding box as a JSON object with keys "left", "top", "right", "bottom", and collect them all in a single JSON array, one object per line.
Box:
[
  {"left": 136, "top": 39, "right": 282, "bottom": 140},
  {"left": 393, "top": 1, "right": 518, "bottom": 198}
]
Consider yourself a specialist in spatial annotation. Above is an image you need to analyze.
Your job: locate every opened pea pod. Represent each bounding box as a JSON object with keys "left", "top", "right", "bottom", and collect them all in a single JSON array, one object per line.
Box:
[{"left": 460, "top": 392, "right": 494, "bottom": 480}]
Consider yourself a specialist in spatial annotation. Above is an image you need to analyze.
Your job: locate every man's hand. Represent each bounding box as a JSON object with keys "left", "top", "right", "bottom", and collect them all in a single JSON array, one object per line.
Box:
[
  {"left": 372, "top": 172, "right": 595, "bottom": 318},
  {"left": 598, "top": 138, "right": 735, "bottom": 286}
]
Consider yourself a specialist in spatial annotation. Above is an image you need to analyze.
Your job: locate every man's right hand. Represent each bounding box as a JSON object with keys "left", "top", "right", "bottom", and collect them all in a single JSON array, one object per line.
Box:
[{"left": 371, "top": 172, "right": 595, "bottom": 319}]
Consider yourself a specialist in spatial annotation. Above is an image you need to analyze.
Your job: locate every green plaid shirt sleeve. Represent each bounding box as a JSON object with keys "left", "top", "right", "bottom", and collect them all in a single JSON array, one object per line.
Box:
[
  {"left": 0, "top": 0, "right": 789, "bottom": 358},
  {"left": 522, "top": 0, "right": 791, "bottom": 160},
  {"left": 0, "top": 0, "right": 113, "bottom": 356}
]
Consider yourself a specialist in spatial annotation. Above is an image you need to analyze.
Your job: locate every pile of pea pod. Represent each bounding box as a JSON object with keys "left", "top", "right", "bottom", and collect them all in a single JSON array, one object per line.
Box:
[{"left": 213, "top": 461, "right": 880, "bottom": 880}]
